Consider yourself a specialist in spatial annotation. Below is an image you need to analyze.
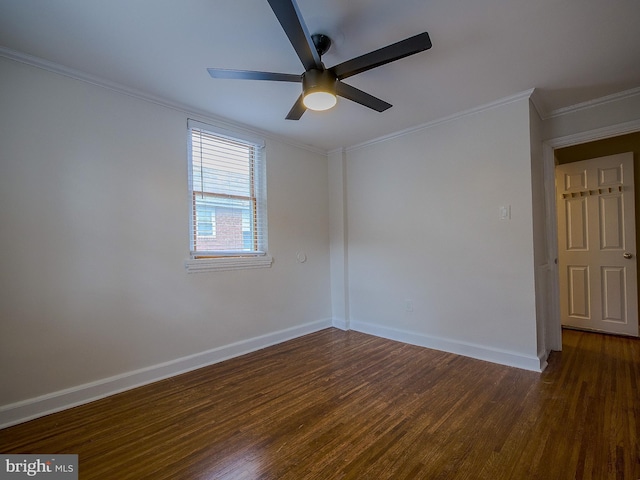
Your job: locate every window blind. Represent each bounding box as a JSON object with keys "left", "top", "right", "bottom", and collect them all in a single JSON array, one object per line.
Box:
[{"left": 188, "top": 120, "right": 267, "bottom": 257}]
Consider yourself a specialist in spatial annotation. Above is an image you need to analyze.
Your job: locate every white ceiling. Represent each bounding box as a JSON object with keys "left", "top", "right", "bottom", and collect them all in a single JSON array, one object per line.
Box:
[{"left": 1, "top": 0, "right": 639, "bottom": 151}]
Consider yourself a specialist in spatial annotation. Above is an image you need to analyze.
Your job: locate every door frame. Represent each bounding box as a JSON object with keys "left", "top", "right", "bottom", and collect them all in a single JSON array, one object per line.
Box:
[{"left": 542, "top": 119, "right": 640, "bottom": 351}]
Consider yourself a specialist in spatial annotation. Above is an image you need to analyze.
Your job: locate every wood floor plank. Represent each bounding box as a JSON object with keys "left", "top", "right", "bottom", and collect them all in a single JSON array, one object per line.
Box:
[{"left": 1, "top": 328, "right": 638, "bottom": 479}]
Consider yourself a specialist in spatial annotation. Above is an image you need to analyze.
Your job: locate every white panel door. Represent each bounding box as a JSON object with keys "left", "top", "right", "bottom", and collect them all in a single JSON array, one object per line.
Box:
[{"left": 556, "top": 152, "right": 638, "bottom": 337}]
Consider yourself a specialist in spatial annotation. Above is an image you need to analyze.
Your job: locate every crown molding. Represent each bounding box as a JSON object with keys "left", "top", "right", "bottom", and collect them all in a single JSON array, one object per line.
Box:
[
  {"left": 545, "top": 118, "right": 640, "bottom": 149},
  {"left": 544, "top": 86, "right": 640, "bottom": 120},
  {"left": 346, "top": 89, "right": 536, "bottom": 152},
  {"left": 5, "top": 44, "right": 637, "bottom": 156},
  {"left": 0, "top": 46, "right": 327, "bottom": 156}
]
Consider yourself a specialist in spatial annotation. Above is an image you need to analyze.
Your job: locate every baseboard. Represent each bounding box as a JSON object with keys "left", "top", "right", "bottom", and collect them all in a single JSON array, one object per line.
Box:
[
  {"left": 538, "top": 350, "right": 550, "bottom": 371},
  {"left": 350, "top": 320, "right": 546, "bottom": 372},
  {"left": 0, "top": 318, "right": 333, "bottom": 429},
  {"left": 331, "top": 317, "right": 349, "bottom": 331}
]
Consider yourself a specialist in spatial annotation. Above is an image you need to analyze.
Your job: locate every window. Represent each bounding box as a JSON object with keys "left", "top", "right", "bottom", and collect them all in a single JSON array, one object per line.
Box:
[{"left": 186, "top": 120, "right": 271, "bottom": 272}]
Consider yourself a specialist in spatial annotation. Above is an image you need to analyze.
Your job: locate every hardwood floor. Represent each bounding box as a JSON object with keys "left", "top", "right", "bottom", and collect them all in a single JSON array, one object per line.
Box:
[{"left": 1, "top": 328, "right": 638, "bottom": 479}]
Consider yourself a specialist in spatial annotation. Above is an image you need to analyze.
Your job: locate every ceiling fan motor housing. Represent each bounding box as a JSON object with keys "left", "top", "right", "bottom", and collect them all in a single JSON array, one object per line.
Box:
[{"left": 302, "top": 69, "right": 337, "bottom": 95}]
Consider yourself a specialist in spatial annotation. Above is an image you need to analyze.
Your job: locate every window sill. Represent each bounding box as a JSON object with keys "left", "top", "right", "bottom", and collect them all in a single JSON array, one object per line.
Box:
[{"left": 184, "top": 255, "right": 273, "bottom": 273}]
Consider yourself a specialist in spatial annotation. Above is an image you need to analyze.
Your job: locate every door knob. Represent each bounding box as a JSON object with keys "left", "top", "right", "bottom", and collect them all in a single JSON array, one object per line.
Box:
[{"left": 623, "top": 252, "right": 633, "bottom": 259}]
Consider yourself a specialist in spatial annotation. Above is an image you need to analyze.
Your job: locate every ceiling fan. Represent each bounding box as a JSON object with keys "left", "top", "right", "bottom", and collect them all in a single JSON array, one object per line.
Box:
[{"left": 207, "top": 0, "right": 432, "bottom": 120}]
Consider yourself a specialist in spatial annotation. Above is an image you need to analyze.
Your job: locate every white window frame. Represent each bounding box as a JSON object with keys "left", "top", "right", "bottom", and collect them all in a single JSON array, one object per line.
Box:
[{"left": 185, "top": 119, "right": 271, "bottom": 273}]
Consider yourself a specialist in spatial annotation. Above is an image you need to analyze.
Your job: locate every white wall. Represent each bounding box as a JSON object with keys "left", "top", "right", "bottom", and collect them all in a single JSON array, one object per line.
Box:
[
  {"left": 0, "top": 58, "right": 331, "bottom": 417},
  {"left": 343, "top": 95, "right": 542, "bottom": 369}
]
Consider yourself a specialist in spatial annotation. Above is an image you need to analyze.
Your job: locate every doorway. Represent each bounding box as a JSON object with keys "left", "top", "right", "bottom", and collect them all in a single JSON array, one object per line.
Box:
[
  {"left": 555, "top": 152, "right": 638, "bottom": 336},
  {"left": 547, "top": 131, "right": 640, "bottom": 346}
]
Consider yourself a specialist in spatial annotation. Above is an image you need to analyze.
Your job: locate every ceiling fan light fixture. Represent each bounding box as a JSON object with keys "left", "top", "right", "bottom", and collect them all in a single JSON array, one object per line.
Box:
[
  {"left": 303, "top": 91, "right": 337, "bottom": 111},
  {"left": 302, "top": 69, "right": 337, "bottom": 111}
]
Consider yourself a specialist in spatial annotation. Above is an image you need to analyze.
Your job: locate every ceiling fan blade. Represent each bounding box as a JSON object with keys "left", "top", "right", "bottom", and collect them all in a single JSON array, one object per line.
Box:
[
  {"left": 335, "top": 81, "right": 392, "bottom": 112},
  {"left": 207, "top": 68, "right": 301, "bottom": 82},
  {"left": 330, "top": 32, "right": 432, "bottom": 80},
  {"left": 285, "top": 94, "right": 307, "bottom": 120},
  {"left": 267, "top": 0, "right": 322, "bottom": 71}
]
